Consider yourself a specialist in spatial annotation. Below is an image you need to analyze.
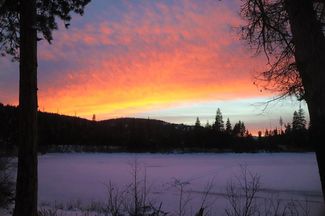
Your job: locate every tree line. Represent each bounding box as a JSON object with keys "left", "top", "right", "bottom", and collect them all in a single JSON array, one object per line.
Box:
[
  {"left": 256, "top": 107, "right": 311, "bottom": 151},
  {"left": 0, "top": 104, "right": 311, "bottom": 154}
]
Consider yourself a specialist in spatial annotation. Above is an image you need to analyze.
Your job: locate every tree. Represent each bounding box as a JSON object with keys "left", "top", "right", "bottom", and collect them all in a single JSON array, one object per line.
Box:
[
  {"left": 240, "top": 0, "right": 325, "bottom": 198},
  {"left": 264, "top": 129, "right": 269, "bottom": 137},
  {"left": 284, "top": 123, "right": 291, "bottom": 134},
  {"left": 195, "top": 117, "right": 201, "bottom": 128},
  {"left": 232, "top": 121, "right": 246, "bottom": 137},
  {"left": 225, "top": 118, "right": 232, "bottom": 134},
  {"left": 292, "top": 111, "right": 299, "bottom": 130},
  {"left": 0, "top": 1, "right": 90, "bottom": 215},
  {"left": 205, "top": 120, "right": 211, "bottom": 129},
  {"left": 213, "top": 108, "right": 224, "bottom": 132},
  {"left": 257, "top": 131, "right": 262, "bottom": 139},
  {"left": 297, "top": 107, "right": 307, "bottom": 129},
  {"left": 273, "top": 128, "right": 278, "bottom": 136},
  {"left": 279, "top": 117, "right": 284, "bottom": 134},
  {"left": 92, "top": 114, "right": 96, "bottom": 121},
  {"left": 292, "top": 108, "right": 307, "bottom": 131}
]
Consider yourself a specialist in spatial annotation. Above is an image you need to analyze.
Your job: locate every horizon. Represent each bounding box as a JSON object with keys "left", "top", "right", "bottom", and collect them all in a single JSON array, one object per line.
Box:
[
  {"left": 0, "top": 102, "right": 309, "bottom": 136},
  {"left": 0, "top": 0, "right": 309, "bottom": 135}
]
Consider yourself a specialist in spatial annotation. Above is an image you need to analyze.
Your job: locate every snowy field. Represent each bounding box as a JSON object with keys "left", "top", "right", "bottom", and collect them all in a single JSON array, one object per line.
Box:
[{"left": 4, "top": 153, "right": 325, "bottom": 215}]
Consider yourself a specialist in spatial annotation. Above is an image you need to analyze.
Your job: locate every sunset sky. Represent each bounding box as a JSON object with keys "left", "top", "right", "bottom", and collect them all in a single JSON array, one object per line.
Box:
[{"left": 0, "top": 0, "right": 308, "bottom": 134}]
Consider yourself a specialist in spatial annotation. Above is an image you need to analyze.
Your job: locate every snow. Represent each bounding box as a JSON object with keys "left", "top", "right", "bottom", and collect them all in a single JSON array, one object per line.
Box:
[{"left": 34, "top": 153, "right": 324, "bottom": 215}]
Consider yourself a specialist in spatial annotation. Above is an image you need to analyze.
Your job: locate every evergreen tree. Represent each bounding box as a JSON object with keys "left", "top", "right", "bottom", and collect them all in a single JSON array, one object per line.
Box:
[
  {"left": 233, "top": 120, "right": 246, "bottom": 137},
  {"left": 205, "top": 120, "right": 211, "bottom": 129},
  {"left": 273, "top": 128, "right": 278, "bottom": 136},
  {"left": 297, "top": 107, "right": 307, "bottom": 129},
  {"left": 213, "top": 108, "right": 224, "bottom": 132},
  {"left": 258, "top": 131, "right": 262, "bottom": 138},
  {"left": 225, "top": 118, "right": 232, "bottom": 134},
  {"left": 279, "top": 116, "right": 283, "bottom": 134},
  {"left": 292, "top": 108, "right": 307, "bottom": 131},
  {"left": 240, "top": 121, "right": 246, "bottom": 137},
  {"left": 195, "top": 117, "right": 201, "bottom": 128},
  {"left": 292, "top": 111, "right": 299, "bottom": 130},
  {"left": 285, "top": 123, "right": 292, "bottom": 134}
]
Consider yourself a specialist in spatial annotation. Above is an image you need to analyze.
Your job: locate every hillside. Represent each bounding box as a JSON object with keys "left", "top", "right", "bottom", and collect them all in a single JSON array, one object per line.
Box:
[{"left": 0, "top": 104, "right": 311, "bottom": 153}]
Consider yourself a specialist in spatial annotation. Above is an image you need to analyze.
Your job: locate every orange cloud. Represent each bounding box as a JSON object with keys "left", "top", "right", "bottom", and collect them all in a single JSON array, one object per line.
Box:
[{"left": 34, "top": 0, "right": 269, "bottom": 120}]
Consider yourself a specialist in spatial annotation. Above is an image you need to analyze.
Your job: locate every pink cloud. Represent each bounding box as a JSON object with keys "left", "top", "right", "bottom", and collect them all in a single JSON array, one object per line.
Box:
[{"left": 33, "top": 0, "right": 270, "bottom": 118}]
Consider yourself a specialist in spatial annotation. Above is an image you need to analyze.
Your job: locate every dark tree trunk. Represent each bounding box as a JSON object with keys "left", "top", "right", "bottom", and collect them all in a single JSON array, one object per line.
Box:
[
  {"left": 13, "top": 0, "right": 38, "bottom": 215},
  {"left": 285, "top": 0, "right": 325, "bottom": 200}
]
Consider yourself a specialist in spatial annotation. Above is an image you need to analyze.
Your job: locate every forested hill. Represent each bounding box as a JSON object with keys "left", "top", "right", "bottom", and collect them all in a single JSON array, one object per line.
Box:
[{"left": 0, "top": 104, "right": 311, "bottom": 153}]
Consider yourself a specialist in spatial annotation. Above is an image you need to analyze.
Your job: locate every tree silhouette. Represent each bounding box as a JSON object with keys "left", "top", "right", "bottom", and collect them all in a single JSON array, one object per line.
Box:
[
  {"left": 225, "top": 118, "right": 232, "bottom": 134},
  {"left": 284, "top": 123, "right": 291, "bottom": 134},
  {"left": 240, "top": 0, "right": 325, "bottom": 198},
  {"left": 233, "top": 121, "right": 246, "bottom": 137},
  {"left": 279, "top": 117, "right": 283, "bottom": 134},
  {"left": 213, "top": 108, "right": 224, "bottom": 133},
  {"left": 205, "top": 120, "right": 211, "bottom": 129},
  {"left": 258, "top": 131, "right": 262, "bottom": 139},
  {"left": 195, "top": 117, "right": 201, "bottom": 128},
  {"left": 292, "top": 108, "right": 307, "bottom": 131},
  {"left": 0, "top": 0, "right": 90, "bottom": 215}
]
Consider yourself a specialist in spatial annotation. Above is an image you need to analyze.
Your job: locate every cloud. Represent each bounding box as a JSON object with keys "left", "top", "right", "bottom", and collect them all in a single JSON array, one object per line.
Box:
[{"left": 1, "top": 0, "right": 270, "bottom": 119}]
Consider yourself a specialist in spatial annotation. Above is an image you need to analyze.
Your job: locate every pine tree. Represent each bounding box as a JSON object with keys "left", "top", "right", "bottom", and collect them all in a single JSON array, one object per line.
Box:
[
  {"left": 225, "top": 118, "right": 232, "bottom": 134},
  {"left": 258, "top": 131, "right": 262, "bottom": 138},
  {"left": 279, "top": 117, "right": 283, "bottom": 134},
  {"left": 205, "top": 120, "right": 211, "bottom": 129},
  {"left": 240, "top": 121, "right": 246, "bottom": 136},
  {"left": 233, "top": 120, "right": 246, "bottom": 137},
  {"left": 292, "top": 111, "right": 299, "bottom": 130},
  {"left": 297, "top": 107, "right": 307, "bottom": 129},
  {"left": 273, "top": 128, "right": 278, "bottom": 136},
  {"left": 292, "top": 108, "right": 307, "bottom": 131},
  {"left": 285, "top": 123, "right": 292, "bottom": 134},
  {"left": 195, "top": 117, "right": 201, "bottom": 128},
  {"left": 213, "top": 108, "right": 224, "bottom": 132}
]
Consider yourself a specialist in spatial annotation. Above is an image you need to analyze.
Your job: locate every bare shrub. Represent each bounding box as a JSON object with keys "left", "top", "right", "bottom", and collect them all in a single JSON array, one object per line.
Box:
[
  {"left": 171, "top": 179, "right": 192, "bottom": 216},
  {"left": 0, "top": 156, "right": 14, "bottom": 208},
  {"left": 225, "top": 166, "right": 260, "bottom": 216},
  {"left": 103, "top": 181, "right": 125, "bottom": 216},
  {"left": 225, "top": 166, "right": 311, "bottom": 216},
  {"left": 167, "top": 177, "right": 217, "bottom": 216},
  {"left": 38, "top": 208, "right": 60, "bottom": 216},
  {"left": 124, "top": 160, "right": 151, "bottom": 215},
  {"left": 35, "top": 160, "right": 316, "bottom": 216},
  {"left": 196, "top": 179, "right": 217, "bottom": 216},
  {"left": 103, "top": 159, "right": 167, "bottom": 216}
]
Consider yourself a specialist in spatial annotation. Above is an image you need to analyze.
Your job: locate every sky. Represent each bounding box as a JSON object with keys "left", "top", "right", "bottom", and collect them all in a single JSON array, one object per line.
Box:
[{"left": 0, "top": 0, "right": 308, "bottom": 134}]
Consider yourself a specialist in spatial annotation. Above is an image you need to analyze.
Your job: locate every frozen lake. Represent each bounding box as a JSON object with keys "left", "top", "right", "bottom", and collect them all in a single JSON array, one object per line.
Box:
[{"left": 34, "top": 152, "right": 324, "bottom": 215}]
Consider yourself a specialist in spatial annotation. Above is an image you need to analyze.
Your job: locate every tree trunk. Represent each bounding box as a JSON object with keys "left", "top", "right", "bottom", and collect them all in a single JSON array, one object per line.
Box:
[
  {"left": 13, "top": 0, "right": 38, "bottom": 215},
  {"left": 285, "top": 0, "right": 325, "bottom": 200}
]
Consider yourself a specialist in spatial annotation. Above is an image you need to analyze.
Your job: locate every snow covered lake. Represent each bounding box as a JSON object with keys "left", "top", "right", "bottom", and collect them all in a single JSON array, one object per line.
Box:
[{"left": 34, "top": 153, "right": 324, "bottom": 215}]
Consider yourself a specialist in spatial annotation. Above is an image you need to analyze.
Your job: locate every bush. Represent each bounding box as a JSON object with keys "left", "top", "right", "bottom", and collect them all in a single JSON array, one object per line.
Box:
[
  {"left": 0, "top": 156, "right": 14, "bottom": 208},
  {"left": 225, "top": 166, "right": 311, "bottom": 216}
]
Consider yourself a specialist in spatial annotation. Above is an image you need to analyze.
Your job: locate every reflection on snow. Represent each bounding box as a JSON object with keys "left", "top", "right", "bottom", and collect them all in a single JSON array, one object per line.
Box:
[{"left": 38, "top": 153, "right": 324, "bottom": 215}]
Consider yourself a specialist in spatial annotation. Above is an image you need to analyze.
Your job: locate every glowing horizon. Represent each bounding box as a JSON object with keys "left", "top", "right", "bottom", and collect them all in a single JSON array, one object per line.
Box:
[{"left": 0, "top": 0, "right": 308, "bottom": 134}]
